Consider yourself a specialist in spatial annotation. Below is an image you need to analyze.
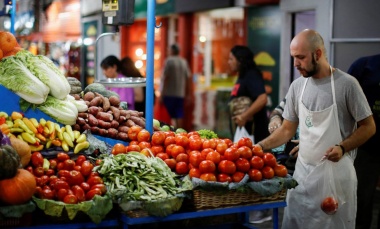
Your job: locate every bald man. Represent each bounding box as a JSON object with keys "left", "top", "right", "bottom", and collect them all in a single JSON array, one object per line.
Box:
[{"left": 254, "top": 29, "right": 375, "bottom": 228}]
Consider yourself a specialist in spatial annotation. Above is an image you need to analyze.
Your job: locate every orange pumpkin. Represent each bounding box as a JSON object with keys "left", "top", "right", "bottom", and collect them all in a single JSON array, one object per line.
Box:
[{"left": 0, "top": 169, "right": 36, "bottom": 205}]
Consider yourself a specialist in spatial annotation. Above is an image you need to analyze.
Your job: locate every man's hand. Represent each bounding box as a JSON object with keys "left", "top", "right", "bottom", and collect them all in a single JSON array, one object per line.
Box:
[
  {"left": 323, "top": 145, "right": 344, "bottom": 162},
  {"left": 268, "top": 116, "right": 282, "bottom": 133}
]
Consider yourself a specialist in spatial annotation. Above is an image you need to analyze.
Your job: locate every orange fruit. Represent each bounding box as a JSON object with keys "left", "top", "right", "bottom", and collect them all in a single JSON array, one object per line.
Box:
[
  {"left": 3, "top": 47, "right": 22, "bottom": 57},
  {"left": 0, "top": 31, "right": 18, "bottom": 53}
]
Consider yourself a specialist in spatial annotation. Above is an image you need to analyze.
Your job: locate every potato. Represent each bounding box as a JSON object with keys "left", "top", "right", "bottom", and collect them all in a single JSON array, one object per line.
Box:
[
  {"left": 108, "top": 96, "right": 120, "bottom": 107},
  {"left": 83, "top": 92, "right": 95, "bottom": 101}
]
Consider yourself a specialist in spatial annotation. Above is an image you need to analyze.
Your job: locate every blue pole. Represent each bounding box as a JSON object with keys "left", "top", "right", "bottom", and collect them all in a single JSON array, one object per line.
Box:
[
  {"left": 145, "top": 0, "right": 155, "bottom": 134},
  {"left": 10, "top": 0, "right": 16, "bottom": 34}
]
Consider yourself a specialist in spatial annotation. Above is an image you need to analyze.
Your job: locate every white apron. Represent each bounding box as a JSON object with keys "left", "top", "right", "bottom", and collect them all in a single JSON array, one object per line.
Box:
[{"left": 282, "top": 68, "right": 357, "bottom": 229}]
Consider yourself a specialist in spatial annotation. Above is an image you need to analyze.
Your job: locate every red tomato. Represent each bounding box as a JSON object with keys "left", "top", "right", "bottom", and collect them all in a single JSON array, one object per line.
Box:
[
  {"left": 218, "top": 160, "right": 236, "bottom": 175},
  {"left": 138, "top": 141, "right": 151, "bottom": 150},
  {"left": 164, "top": 158, "right": 177, "bottom": 170},
  {"left": 63, "top": 194, "right": 78, "bottom": 204},
  {"left": 54, "top": 180, "right": 70, "bottom": 191},
  {"left": 202, "top": 139, "right": 217, "bottom": 149},
  {"left": 215, "top": 141, "right": 228, "bottom": 155},
  {"left": 57, "top": 152, "right": 70, "bottom": 162},
  {"left": 57, "top": 162, "right": 65, "bottom": 171},
  {"left": 165, "top": 144, "right": 176, "bottom": 157},
  {"left": 224, "top": 147, "right": 240, "bottom": 161},
  {"left": 274, "top": 164, "right": 288, "bottom": 177},
  {"left": 71, "top": 185, "right": 86, "bottom": 202},
  {"left": 137, "top": 129, "right": 151, "bottom": 142},
  {"left": 250, "top": 156, "right": 264, "bottom": 170},
  {"left": 206, "top": 151, "right": 221, "bottom": 164},
  {"left": 321, "top": 197, "right": 338, "bottom": 215},
  {"left": 48, "top": 176, "right": 59, "bottom": 189},
  {"left": 129, "top": 141, "right": 139, "bottom": 145},
  {"left": 140, "top": 148, "right": 152, "bottom": 157},
  {"left": 156, "top": 153, "right": 169, "bottom": 161},
  {"left": 91, "top": 184, "right": 107, "bottom": 195},
  {"left": 248, "top": 169, "right": 262, "bottom": 182},
  {"left": 200, "top": 148, "right": 214, "bottom": 160},
  {"left": 75, "top": 155, "right": 87, "bottom": 166},
  {"left": 189, "top": 151, "right": 203, "bottom": 168},
  {"left": 151, "top": 145, "right": 164, "bottom": 156},
  {"left": 74, "top": 165, "right": 81, "bottom": 172},
  {"left": 112, "top": 143, "right": 126, "bottom": 155},
  {"left": 175, "top": 135, "right": 190, "bottom": 148},
  {"left": 252, "top": 145, "right": 264, "bottom": 157},
  {"left": 33, "top": 166, "right": 45, "bottom": 177},
  {"left": 95, "top": 159, "right": 102, "bottom": 166},
  {"left": 198, "top": 160, "right": 216, "bottom": 173},
  {"left": 187, "top": 131, "right": 200, "bottom": 138},
  {"left": 175, "top": 161, "right": 189, "bottom": 175},
  {"left": 26, "top": 166, "right": 34, "bottom": 175},
  {"left": 217, "top": 173, "right": 232, "bottom": 183},
  {"left": 222, "top": 138, "right": 233, "bottom": 147},
  {"left": 127, "top": 144, "right": 141, "bottom": 152},
  {"left": 151, "top": 131, "right": 166, "bottom": 145},
  {"left": 56, "top": 188, "right": 68, "bottom": 201},
  {"left": 80, "top": 161, "right": 94, "bottom": 177},
  {"left": 237, "top": 146, "right": 253, "bottom": 159},
  {"left": 69, "top": 170, "right": 85, "bottom": 186},
  {"left": 127, "top": 125, "right": 142, "bottom": 141},
  {"left": 232, "top": 171, "right": 245, "bottom": 183},
  {"left": 263, "top": 153, "right": 277, "bottom": 168},
  {"left": 63, "top": 159, "right": 76, "bottom": 171},
  {"left": 34, "top": 186, "right": 43, "bottom": 198},
  {"left": 235, "top": 158, "right": 251, "bottom": 173},
  {"left": 164, "top": 131, "right": 175, "bottom": 138},
  {"left": 31, "top": 152, "right": 44, "bottom": 167},
  {"left": 49, "top": 159, "right": 58, "bottom": 170},
  {"left": 176, "top": 153, "right": 189, "bottom": 163},
  {"left": 261, "top": 166, "right": 275, "bottom": 179},
  {"left": 40, "top": 175, "right": 50, "bottom": 186},
  {"left": 237, "top": 137, "right": 253, "bottom": 148},
  {"left": 188, "top": 138, "right": 203, "bottom": 150},
  {"left": 171, "top": 145, "right": 185, "bottom": 159},
  {"left": 80, "top": 182, "right": 91, "bottom": 192},
  {"left": 199, "top": 173, "right": 217, "bottom": 182},
  {"left": 86, "top": 188, "right": 102, "bottom": 201},
  {"left": 87, "top": 176, "right": 104, "bottom": 187},
  {"left": 164, "top": 136, "right": 176, "bottom": 147},
  {"left": 189, "top": 168, "right": 201, "bottom": 179}
]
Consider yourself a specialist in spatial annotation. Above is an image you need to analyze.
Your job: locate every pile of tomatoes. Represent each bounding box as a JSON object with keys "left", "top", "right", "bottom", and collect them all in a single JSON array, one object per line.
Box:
[
  {"left": 27, "top": 152, "right": 106, "bottom": 204},
  {"left": 110, "top": 127, "right": 288, "bottom": 183}
]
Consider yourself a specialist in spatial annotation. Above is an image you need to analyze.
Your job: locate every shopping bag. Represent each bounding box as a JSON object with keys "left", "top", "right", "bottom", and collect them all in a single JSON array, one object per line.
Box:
[
  {"left": 303, "top": 158, "right": 346, "bottom": 216},
  {"left": 233, "top": 126, "right": 254, "bottom": 143}
]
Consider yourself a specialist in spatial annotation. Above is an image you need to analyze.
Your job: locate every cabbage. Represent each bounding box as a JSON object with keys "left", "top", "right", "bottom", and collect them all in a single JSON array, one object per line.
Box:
[
  {"left": 16, "top": 50, "right": 71, "bottom": 100},
  {"left": 0, "top": 55, "right": 50, "bottom": 104},
  {"left": 36, "top": 96, "right": 78, "bottom": 125}
]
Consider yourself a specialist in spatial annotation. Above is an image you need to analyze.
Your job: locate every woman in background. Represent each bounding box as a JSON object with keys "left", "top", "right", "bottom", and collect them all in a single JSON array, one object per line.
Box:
[{"left": 100, "top": 55, "right": 135, "bottom": 110}]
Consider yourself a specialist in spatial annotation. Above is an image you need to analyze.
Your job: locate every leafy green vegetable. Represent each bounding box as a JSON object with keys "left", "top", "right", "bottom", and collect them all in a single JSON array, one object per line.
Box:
[
  {"left": 197, "top": 129, "right": 218, "bottom": 139},
  {"left": 36, "top": 95, "right": 78, "bottom": 125},
  {"left": 0, "top": 54, "right": 50, "bottom": 104},
  {"left": 18, "top": 50, "right": 71, "bottom": 100}
]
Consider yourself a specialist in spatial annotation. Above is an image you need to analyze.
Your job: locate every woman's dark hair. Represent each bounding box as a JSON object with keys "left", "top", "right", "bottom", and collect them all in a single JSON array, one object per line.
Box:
[
  {"left": 170, "top": 44, "right": 180, "bottom": 55},
  {"left": 230, "top": 45, "right": 259, "bottom": 78},
  {"left": 120, "top": 57, "right": 143, "bottom": 78},
  {"left": 100, "top": 55, "right": 121, "bottom": 72}
]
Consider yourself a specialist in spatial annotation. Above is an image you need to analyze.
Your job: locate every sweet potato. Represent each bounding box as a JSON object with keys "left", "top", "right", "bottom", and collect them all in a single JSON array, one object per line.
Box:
[
  {"left": 78, "top": 112, "right": 88, "bottom": 119},
  {"left": 73, "top": 124, "right": 81, "bottom": 131},
  {"left": 110, "top": 120, "right": 119, "bottom": 129},
  {"left": 88, "top": 106, "right": 102, "bottom": 116},
  {"left": 102, "top": 96, "right": 111, "bottom": 112},
  {"left": 129, "top": 116, "right": 145, "bottom": 128},
  {"left": 109, "top": 106, "right": 120, "bottom": 120},
  {"left": 117, "top": 132, "right": 128, "bottom": 141},
  {"left": 108, "top": 96, "right": 120, "bottom": 107},
  {"left": 82, "top": 124, "right": 91, "bottom": 131},
  {"left": 96, "top": 112, "right": 113, "bottom": 122},
  {"left": 83, "top": 92, "right": 95, "bottom": 101},
  {"left": 90, "top": 126, "right": 99, "bottom": 134},
  {"left": 118, "top": 126, "right": 130, "bottom": 133},
  {"left": 76, "top": 117, "right": 87, "bottom": 126},
  {"left": 98, "top": 128, "right": 108, "bottom": 136},
  {"left": 89, "top": 96, "right": 102, "bottom": 107},
  {"left": 98, "top": 120, "right": 112, "bottom": 129},
  {"left": 125, "top": 119, "right": 136, "bottom": 127},
  {"left": 88, "top": 114, "right": 99, "bottom": 126},
  {"left": 107, "top": 128, "right": 118, "bottom": 138},
  {"left": 119, "top": 110, "right": 131, "bottom": 119}
]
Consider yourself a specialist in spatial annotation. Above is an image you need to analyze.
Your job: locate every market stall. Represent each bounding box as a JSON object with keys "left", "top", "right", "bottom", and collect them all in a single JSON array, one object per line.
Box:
[{"left": 0, "top": 1, "right": 295, "bottom": 229}]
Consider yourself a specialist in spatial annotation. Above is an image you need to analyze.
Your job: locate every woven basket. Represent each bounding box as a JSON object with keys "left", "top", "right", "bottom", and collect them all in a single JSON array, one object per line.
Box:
[{"left": 192, "top": 189, "right": 286, "bottom": 210}]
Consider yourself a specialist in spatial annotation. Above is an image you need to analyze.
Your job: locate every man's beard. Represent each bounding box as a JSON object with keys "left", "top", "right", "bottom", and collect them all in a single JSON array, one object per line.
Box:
[{"left": 299, "top": 54, "right": 318, "bottom": 78}]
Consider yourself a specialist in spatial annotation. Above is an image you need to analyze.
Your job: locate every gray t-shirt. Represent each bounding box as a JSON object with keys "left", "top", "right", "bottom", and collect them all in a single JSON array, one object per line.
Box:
[
  {"left": 160, "top": 56, "right": 190, "bottom": 98},
  {"left": 283, "top": 68, "right": 372, "bottom": 140}
]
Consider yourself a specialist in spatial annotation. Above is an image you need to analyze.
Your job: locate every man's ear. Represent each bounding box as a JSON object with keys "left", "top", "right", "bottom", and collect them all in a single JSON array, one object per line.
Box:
[{"left": 315, "top": 49, "right": 322, "bottom": 61}]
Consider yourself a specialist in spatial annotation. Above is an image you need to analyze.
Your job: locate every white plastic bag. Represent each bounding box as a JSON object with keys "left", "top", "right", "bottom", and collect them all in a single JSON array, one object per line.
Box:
[
  {"left": 233, "top": 126, "right": 254, "bottom": 143},
  {"left": 304, "top": 158, "right": 346, "bottom": 215}
]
